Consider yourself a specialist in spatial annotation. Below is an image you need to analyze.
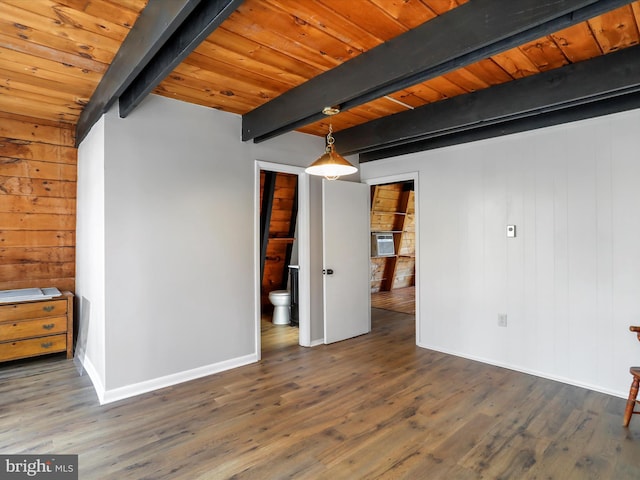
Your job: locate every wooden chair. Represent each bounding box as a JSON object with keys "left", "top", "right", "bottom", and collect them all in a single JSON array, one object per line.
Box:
[{"left": 623, "top": 326, "right": 640, "bottom": 427}]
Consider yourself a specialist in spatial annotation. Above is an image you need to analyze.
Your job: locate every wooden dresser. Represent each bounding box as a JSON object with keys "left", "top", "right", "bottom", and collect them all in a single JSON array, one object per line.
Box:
[{"left": 0, "top": 291, "right": 73, "bottom": 362}]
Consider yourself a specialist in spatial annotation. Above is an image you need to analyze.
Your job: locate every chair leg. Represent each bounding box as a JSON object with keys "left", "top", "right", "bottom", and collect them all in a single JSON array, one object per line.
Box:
[{"left": 624, "top": 376, "right": 640, "bottom": 427}]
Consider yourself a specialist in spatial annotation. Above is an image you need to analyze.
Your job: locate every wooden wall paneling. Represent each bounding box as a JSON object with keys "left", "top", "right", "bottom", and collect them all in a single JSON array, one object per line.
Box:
[
  {"left": 391, "top": 256, "right": 415, "bottom": 289},
  {"left": 370, "top": 183, "right": 415, "bottom": 292},
  {"left": 0, "top": 138, "right": 77, "bottom": 164},
  {"left": 262, "top": 240, "right": 290, "bottom": 304},
  {"left": 0, "top": 230, "right": 74, "bottom": 247},
  {"left": 370, "top": 257, "right": 386, "bottom": 293},
  {"left": 259, "top": 170, "right": 276, "bottom": 289},
  {"left": 0, "top": 175, "right": 76, "bottom": 198},
  {"left": 260, "top": 171, "right": 297, "bottom": 310},
  {"left": 0, "top": 113, "right": 76, "bottom": 293},
  {"left": 380, "top": 256, "right": 398, "bottom": 292},
  {"left": 0, "top": 158, "right": 76, "bottom": 180},
  {"left": 0, "top": 113, "right": 74, "bottom": 146},
  {"left": 281, "top": 178, "right": 298, "bottom": 289}
]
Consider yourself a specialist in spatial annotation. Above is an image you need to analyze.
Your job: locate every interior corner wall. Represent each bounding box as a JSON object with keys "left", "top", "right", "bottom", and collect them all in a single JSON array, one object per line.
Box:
[
  {"left": 360, "top": 108, "right": 640, "bottom": 398},
  {"left": 86, "top": 94, "right": 326, "bottom": 398},
  {"left": 75, "top": 115, "right": 107, "bottom": 394}
]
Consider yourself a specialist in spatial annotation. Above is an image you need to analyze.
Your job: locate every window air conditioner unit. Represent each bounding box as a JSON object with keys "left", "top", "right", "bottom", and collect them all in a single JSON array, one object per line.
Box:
[{"left": 371, "top": 232, "right": 395, "bottom": 257}]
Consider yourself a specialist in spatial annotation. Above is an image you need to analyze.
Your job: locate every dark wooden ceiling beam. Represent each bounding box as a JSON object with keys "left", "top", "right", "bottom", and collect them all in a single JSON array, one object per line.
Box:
[
  {"left": 335, "top": 44, "right": 640, "bottom": 158},
  {"left": 358, "top": 92, "right": 640, "bottom": 162},
  {"left": 119, "top": 0, "right": 244, "bottom": 119},
  {"left": 75, "top": 0, "right": 203, "bottom": 146},
  {"left": 242, "top": 0, "right": 634, "bottom": 143}
]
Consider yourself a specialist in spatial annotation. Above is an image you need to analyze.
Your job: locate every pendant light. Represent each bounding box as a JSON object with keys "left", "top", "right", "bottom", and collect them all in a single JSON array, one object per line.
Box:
[{"left": 305, "top": 106, "right": 357, "bottom": 180}]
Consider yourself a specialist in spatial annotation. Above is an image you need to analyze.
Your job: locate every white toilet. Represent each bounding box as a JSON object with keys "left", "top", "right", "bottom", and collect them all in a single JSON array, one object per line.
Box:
[{"left": 268, "top": 290, "right": 291, "bottom": 325}]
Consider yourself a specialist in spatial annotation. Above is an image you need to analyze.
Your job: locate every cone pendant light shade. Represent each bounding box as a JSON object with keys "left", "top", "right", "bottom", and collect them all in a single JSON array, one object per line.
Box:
[{"left": 305, "top": 124, "right": 357, "bottom": 180}]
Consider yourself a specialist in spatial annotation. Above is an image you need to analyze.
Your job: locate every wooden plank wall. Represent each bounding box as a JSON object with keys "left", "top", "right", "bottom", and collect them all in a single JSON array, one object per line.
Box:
[
  {"left": 260, "top": 171, "right": 297, "bottom": 308},
  {"left": 370, "top": 183, "right": 415, "bottom": 292},
  {"left": 0, "top": 112, "right": 76, "bottom": 293}
]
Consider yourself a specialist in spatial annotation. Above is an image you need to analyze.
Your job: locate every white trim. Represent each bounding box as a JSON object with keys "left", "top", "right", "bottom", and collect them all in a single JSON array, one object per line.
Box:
[
  {"left": 99, "top": 354, "right": 259, "bottom": 405},
  {"left": 417, "top": 342, "right": 628, "bottom": 400},
  {"left": 255, "top": 161, "right": 312, "bottom": 349},
  {"left": 363, "top": 172, "right": 420, "bottom": 344},
  {"left": 75, "top": 354, "right": 105, "bottom": 404}
]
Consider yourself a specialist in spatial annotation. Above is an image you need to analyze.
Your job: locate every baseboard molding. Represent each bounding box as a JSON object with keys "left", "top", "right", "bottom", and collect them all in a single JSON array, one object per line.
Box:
[
  {"left": 416, "top": 341, "right": 627, "bottom": 400},
  {"left": 75, "top": 353, "right": 106, "bottom": 404},
  {"left": 83, "top": 353, "right": 259, "bottom": 405},
  {"left": 309, "top": 338, "right": 324, "bottom": 347}
]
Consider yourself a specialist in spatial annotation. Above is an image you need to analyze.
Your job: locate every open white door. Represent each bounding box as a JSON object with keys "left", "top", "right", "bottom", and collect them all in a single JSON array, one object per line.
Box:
[{"left": 322, "top": 179, "right": 370, "bottom": 344}]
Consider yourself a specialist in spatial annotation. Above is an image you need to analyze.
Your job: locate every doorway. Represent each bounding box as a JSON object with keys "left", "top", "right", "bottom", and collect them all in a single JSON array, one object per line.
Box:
[
  {"left": 366, "top": 174, "right": 419, "bottom": 336},
  {"left": 259, "top": 169, "right": 299, "bottom": 352},
  {"left": 254, "top": 161, "right": 311, "bottom": 358}
]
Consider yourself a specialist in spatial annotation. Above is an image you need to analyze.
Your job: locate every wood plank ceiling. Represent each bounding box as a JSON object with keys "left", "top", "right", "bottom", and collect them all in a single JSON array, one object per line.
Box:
[{"left": 1, "top": 0, "right": 639, "bottom": 158}]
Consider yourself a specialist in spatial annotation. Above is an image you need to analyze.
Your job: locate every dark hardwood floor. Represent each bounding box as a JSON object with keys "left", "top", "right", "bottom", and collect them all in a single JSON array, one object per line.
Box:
[{"left": 1, "top": 308, "right": 639, "bottom": 479}]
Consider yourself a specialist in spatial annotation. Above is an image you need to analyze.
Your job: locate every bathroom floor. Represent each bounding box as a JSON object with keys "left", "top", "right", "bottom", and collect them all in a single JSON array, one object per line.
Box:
[{"left": 261, "top": 314, "right": 298, "bottom": 353}]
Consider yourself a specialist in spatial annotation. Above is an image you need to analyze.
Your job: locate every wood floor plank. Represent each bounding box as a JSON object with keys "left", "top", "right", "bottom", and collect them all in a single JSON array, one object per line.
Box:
[
  {"left": 0, "top": 308, "right": 639, "bottom": 478},
  {"left": 371, "top": 286, "right": 415, "bottom": 315}
]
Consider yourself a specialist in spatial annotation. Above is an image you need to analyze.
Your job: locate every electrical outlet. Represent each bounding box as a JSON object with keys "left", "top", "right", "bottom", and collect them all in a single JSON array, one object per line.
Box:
[{"left": 498, "top": 314, "right": 508, "bottom": 327}]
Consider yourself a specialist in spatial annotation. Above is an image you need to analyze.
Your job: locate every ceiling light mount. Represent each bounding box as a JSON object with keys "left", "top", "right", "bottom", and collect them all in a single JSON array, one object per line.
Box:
[{"left": 322, "top": 105, "right": 341, "bottom": 116}]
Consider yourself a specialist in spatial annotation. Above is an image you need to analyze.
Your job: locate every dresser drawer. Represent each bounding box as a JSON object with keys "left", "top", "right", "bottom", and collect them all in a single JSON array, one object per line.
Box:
[
  {"left": 0, "top": 299, "right": 67, "bottom": 322},
  {"left": 0, "top": 316, "right": 67, "bottom": 341},
  {"left": 0, "top": 334, "right": 67, "bottom": 362}
]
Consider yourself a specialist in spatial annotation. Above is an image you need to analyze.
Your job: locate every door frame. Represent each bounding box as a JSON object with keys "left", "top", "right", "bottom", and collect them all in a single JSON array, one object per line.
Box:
[
  {"left": 364, "top": 172, "right": 420, "bottom": 343},
  {"left": 254, "top": 160, "right": 312, "bottom": 358}
]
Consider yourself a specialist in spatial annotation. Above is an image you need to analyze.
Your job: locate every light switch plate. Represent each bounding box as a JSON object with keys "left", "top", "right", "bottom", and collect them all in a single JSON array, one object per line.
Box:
[{"left": 507, "top": 225, "right": 516, "bottom": 238}]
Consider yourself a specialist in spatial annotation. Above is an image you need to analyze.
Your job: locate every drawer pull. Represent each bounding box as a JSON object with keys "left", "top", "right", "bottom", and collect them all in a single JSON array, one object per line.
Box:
[
  {"left": 42, "top": 323, "right": 55, "bottom": 330},
  {"left": 41, "top": 342, "right": 53, "bottom": 349},
  {"left": 43, "top": 306, "right": 55, "bottom": 313}
]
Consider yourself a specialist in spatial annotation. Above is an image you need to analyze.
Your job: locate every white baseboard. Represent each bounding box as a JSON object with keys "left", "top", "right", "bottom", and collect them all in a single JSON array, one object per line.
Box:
[
  {"left": 74, "top": 353, "right": 105, "bottom": 404},
  {"left": 416, "top": 341, "right": 627, "bottom": 400},
  {"left": 80, "top": 353, "right": 259, "bottom": 405}
]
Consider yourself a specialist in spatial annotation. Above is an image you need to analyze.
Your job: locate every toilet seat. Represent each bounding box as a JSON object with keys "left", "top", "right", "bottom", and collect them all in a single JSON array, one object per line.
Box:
[{"left": 269, "top": 290, "right": 289, "bottom": 297}]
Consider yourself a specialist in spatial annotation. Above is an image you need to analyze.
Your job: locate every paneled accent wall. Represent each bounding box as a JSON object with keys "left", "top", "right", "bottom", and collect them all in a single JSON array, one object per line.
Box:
[
  {"left": 0, "top": 112, "right": 76, "bottom": 292},
  {"left": 361, "top": 108, "right": 640, "bottom": 398}
]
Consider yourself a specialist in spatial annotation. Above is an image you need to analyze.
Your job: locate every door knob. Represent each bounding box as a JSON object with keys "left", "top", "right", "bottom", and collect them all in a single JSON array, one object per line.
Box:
[{"left": 323, "top": 268, "right": 334, "bottom": 275}]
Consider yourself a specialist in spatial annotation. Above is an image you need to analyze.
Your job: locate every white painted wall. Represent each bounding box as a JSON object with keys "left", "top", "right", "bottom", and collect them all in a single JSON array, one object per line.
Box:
[
  {"left": 75, "top": 115, "right": 106, "bottom": 391},
  {"left": 77, "top": 94, "right": 331, "bottom": 403},
  {"left": 361, "top": 108, "right": 640, "bottom": 398}
]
